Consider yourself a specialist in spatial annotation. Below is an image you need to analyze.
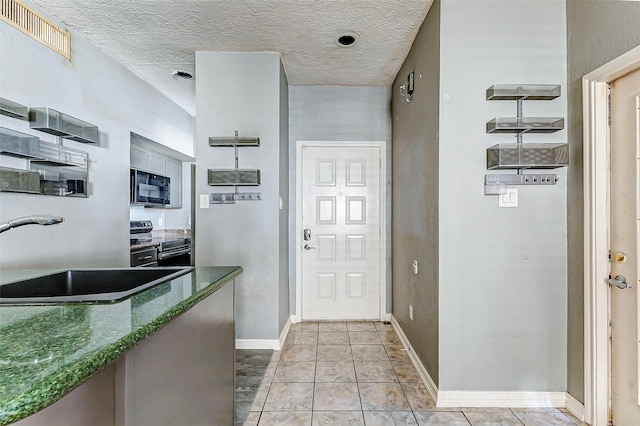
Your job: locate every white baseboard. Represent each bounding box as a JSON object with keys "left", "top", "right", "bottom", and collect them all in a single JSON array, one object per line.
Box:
[
  {"left": 278, "top": 316, "right": 293, "bottom": 350},
  {"left": 236, "top": 316, "right": 293, "bottom": 351},
  {"left": 290, "top": 314, "right": 301, "bottom": 323},
  {"left": 390, "top": 315, "right": 570, "bottom": 410},
  {"left": 390, "top": 315, "right": 438, "bottom": 402},
  {"left": 565, "top": 393, "right": 585, "bottom": 421},
  {"left": 437, "top": 391, "right": 566, "bottom": 408},
  {"left": 235, "top": 339, "right": 281, "bottom": 350},
  {"left": 381, "top": 313, "right": 391, "bottom": 322}
]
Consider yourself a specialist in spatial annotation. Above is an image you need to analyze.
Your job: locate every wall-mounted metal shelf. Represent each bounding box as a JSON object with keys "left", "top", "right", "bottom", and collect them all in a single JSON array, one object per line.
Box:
[
  {"left": 0, "top": 98, "right": 29, "bottom": 120},
  {"left": 484, "top": 84, "right": 566, "bottom": 195},
  {"left": 0, "top": 127, "right": 40, "bottom": 159},
  {"left": 487, "top": 143, "right": 568, "bottom": 170},
  {"left": 486, "top": 84, "right": 561, "bottom": 101},
  {"left": 208, "top": 130, "right": 261, "bottom": 201},
  {"left": 30, "top": 107, "right": 99, "bottom": 144},
  {"left": 486, "top": 117, "right": 564, "bottom": 134},
  {"left": 0, "top": 166, "right": 40, "bottom": 194},
  {"left": 29, "top": 141, "right": 88, "bottom": 197},
  {"left": 209, "top": 135, "right": 260, "bottom": 147},
  {"left": 30, "top": 140, "right": 88, "bottom": 168},
  {"left": 0, "top": 124, "right": 88, "bottom": 197},
  {"left": 207, "top": 169, "right": 261, "bottom": 186}
]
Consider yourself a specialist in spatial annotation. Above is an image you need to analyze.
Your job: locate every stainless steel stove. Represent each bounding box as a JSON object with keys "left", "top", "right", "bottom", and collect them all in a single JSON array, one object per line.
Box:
[
  {"left": 130, "top": 220, "right": 192, "bottom": 267},
  {"left": 130, "top": 220, "right": 153, "bottom": 244}
]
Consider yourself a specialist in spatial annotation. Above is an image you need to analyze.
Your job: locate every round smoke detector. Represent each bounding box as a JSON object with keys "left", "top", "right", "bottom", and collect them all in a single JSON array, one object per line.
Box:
[{"left": 336, "top": 32, "right": 358, "bottom": 47}]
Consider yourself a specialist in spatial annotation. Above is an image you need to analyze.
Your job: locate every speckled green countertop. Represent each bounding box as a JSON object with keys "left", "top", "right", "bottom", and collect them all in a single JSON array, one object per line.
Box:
[{"left": 0, "top": 266, "right": 242, "bottom": 425}]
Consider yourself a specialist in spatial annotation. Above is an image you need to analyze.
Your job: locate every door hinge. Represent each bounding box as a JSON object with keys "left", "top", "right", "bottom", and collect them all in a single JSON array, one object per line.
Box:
[
  {"left": 607, "top": 82, "right": 612, "bottom": 125},
  {"left": 608, "top": 250, "right": 611, "bottom": 262}
]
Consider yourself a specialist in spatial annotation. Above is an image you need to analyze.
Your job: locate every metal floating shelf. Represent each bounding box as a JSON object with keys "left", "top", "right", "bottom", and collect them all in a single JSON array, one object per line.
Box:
[
  {"left": 207, "top": 169, "right": 260, "bottom": 186},
  {"left": 486, "top": 117, "right": 564, "bottom": 134},
  {"left": 0, "top": 166, "right": 41, "bottom": 194},
  {"left": 209, "top": 136, "right": 260, "bottom": 147},
  {"left": 30, "top": 107, "right": 99, "bottom": 144},
  {"left": 0, "top": 98, "right": 29, "bottom": 120},
  {"left": 486, "top": 84, "right": 561, "bottom": 101},
  {"left": 30, "top": 141, "right": 88, "bottom": 168},
  {"left": 0, "top": 127, "right": 40, "bottom": 159},
  {"left": 487, "top": 143, "right": 568, "bottom": 170}
]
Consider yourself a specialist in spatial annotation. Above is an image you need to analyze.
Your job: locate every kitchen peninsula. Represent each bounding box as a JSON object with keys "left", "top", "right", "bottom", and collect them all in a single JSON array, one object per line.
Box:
[{"left": 0, "top": 266, "right": 241, "bottom": 426}]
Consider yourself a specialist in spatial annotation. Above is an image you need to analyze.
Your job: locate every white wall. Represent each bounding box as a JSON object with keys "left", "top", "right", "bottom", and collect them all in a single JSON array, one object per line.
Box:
[
  {"left": 194, "top": 52, "right": 288, "bottom": 340},
  {"left": 0, "top": 1, "right": 193, "bottom": 270},
  {"left": 438, "top": 0, "right": 568, "bottom": 391},
  {"left": 288, "top": 86, "right": 392, "bottom": 315}
]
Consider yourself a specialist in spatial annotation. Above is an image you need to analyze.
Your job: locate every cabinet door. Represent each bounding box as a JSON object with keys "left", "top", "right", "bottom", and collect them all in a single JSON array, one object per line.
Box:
[
  {"left": 165, "top": 158, "right": 182, "bottom": 208},
  {"left": 148, "top": 152, "right": 166, "bottom": 175},
  {"left": 130, "top": 146, "right": 149, "bottom": 171}
]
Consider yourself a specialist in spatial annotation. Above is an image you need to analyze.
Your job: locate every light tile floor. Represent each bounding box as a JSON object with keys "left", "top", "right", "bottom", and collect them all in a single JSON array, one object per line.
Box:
[{"left": 242, "top": 321, "right": 587, "bottom": 426}]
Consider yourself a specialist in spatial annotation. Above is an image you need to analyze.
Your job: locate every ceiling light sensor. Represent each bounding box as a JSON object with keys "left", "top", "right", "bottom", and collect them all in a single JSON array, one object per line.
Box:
[
  {"left": 172, "top": 70, "right": 193, "bottom": 79},
  {"left": 336, "top": 32, "right": 358, "bottom": 48}
]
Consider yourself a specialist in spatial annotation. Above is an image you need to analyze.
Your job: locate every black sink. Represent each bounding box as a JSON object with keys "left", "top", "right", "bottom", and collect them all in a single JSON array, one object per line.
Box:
[{"left": 0, "top": 267, "right": 194, "bottom": 304}]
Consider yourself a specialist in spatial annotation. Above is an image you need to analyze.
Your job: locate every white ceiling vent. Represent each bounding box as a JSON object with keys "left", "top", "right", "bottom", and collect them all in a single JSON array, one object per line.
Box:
[{"left": 1, "top": 0, "right": 70, "bottom": 59}]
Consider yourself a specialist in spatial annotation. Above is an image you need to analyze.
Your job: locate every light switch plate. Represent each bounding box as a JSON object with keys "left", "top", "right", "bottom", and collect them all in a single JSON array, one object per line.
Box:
[
  {"left": 200, "top": 194, "right": 210, "bottom": 209},
  {"left": 499, "top": 187, "right": 518, "bottom": 208}
]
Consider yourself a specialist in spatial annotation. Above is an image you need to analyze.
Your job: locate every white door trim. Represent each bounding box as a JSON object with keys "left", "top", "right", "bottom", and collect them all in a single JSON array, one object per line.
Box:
[
  {"left": 295, "top": 140, "right": 387, "bottom": 322},
  {"left": 583, "top": 44, "right": 640, "bottom": 426}
]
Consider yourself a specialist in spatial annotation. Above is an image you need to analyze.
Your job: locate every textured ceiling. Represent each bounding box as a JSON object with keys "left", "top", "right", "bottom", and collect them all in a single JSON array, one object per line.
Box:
[{"left": 32, "top": 0, "right": 432, "bottom": 115}]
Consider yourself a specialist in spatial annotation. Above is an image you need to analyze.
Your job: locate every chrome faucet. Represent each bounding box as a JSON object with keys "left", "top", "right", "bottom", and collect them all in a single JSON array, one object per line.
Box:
[{"left": 0, "top": 215, "right": 64, "bottom": 234}]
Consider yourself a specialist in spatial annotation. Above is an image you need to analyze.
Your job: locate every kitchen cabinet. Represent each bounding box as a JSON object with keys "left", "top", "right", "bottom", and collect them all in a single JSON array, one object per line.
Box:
[
  {"left": 130, "top": 145, "right": 182, "bottom": 208},
  {"left": 130, "top": 145, "right": 149, "bottom": 171},
  {"left": 165, "top": 158, "right": 182, "bottom": 208},
  {"left": 148, "top": 152, "right": 166, "bottom": 175}
]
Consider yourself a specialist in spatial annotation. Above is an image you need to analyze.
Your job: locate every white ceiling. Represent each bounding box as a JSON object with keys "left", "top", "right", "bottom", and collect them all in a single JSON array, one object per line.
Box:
[{"left": 32, "top": 0, "right": 432, "bottom": 116}]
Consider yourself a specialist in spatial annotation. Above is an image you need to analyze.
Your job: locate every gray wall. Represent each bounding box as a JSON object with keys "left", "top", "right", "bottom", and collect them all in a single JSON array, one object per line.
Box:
[
  {"left": 279, "top": 62, "right": 291, "bottom": 332},
  {"left": 288, "top": 86, "right": 393, "bottom": 316},
  {"left": 566, "top": 0, "right": 640, "bottom": 404},
  {"left": 194, "top": 52, "right": 288, "bottom": 341},
  {"left": 0, "top": 1, "right": 193, "bottom": 270},
  {"left": 438, "top": 0, "right": 567, "bottom": 391},
  {"left": 392, "top": 0, "right": 441, "bottom": 385}
]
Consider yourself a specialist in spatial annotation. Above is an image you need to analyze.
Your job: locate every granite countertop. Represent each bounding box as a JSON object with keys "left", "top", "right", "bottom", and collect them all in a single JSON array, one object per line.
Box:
[
  {"left": 130, "top": 229, "right": 191, "bottom": 251},
  {"left": 0, "top": 266, "right": 242, "bottom": 425}
]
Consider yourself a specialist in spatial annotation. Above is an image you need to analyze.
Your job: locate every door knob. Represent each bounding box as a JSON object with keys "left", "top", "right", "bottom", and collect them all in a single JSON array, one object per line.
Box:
[
  {"left": 304, "top": 244, "right": 316, "bottom": 250},
  {"left": 608, "top": 275, "right": 632, "bottom": 289}
]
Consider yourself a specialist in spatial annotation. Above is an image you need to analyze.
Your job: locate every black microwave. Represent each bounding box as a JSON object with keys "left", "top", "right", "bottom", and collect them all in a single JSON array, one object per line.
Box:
[{"left": 130, "top": 169, "right": 170, "bottom": 207}]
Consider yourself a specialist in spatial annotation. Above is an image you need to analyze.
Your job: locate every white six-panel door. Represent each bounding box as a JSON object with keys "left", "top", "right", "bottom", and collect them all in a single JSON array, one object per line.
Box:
[
  {"left": 609, "top": 67, "right": 640, "bottom": 425},
  {"left": 299, "top": 144, "right": 383, "bottom": 320}
]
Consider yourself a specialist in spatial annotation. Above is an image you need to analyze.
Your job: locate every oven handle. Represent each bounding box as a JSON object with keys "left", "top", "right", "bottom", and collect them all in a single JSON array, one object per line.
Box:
[{"left": 158, "top": 246, "right": 191, "bottom": 260}]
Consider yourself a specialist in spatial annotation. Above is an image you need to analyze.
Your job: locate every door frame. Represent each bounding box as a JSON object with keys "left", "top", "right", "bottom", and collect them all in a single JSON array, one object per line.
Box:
[
  {"left": 295, "top": 140, "right": 387, "bottom": 322},
  {"left": 583, "top": 44, "right": 640, "bottom": 426}
]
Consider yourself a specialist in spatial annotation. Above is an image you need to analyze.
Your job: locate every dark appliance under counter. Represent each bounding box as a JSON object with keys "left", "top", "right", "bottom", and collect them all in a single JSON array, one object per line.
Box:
[
  {"left": 157, "top": 237, "right": 191, "bottom": 266},
  {"left": 130, "top": 220, "right": 158, "bottom": 267},
  {"left": 130, "top": 246, "right": 158, "bottom": 267}
]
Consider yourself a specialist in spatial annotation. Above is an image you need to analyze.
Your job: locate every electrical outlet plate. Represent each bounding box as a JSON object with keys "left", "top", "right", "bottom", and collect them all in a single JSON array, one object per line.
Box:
[{"left": 499, "top": 187, "right": 518, "bottom": 207}]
